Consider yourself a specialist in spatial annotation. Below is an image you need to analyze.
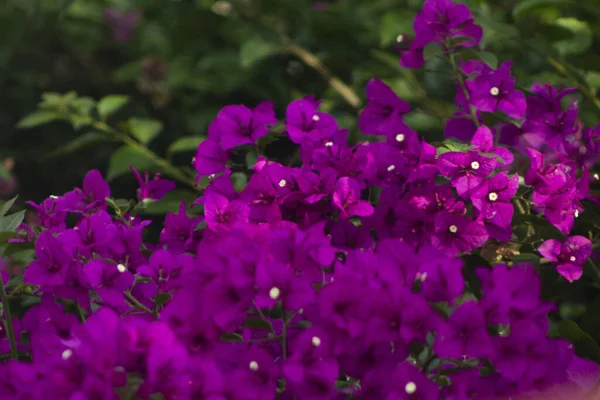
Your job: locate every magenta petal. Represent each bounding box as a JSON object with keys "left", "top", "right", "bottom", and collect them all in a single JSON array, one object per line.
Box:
[
  {"left": 556, "top": 263, "right": 583, "bottom": 282},
  {"left": 498, "top": 91, "right": 527, "bottom": 119}
]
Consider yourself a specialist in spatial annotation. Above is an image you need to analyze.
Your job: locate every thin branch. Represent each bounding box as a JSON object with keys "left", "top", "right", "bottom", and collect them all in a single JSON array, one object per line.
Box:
[{"left": 0, "top": 274, "right": 18, "bottom": 360}]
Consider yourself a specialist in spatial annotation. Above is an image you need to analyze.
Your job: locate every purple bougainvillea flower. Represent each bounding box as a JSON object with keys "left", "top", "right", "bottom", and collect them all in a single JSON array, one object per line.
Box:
[
  {"left": 63, "top": 169, "right": 110, "bottom": 213},
  {"left": 418, "top": 248, "right": 464, "bottom": 303},
  {"left": 432, "top": 212, "right": 489, "bottom": 255},
  {"left": 470, "top": 172, "right": 518, "bottom": 241},
  {"left": 470, "top": 125, "right": 514, "bottom": 166},
  {"left": 130, "top": 167, "right": 176, "bottom": 202},
  {"left": 215, "top": 102, "right": 277, "bottom": 150},
  {"left": 538, "top": 236, "right": 592, "bottom": 282},
  {"left": 358, "top": 77, "right": 411, "bottom": 135},
  {"left": 285, "top": 99, "right": 338, "bottom": 144},
  {"left": 193, "top": 139, "right": 228, "bottom": 180},
  {"left": 437, "top": 151, "right": 497, "bottom": 197},
  {"left": 399, "top": 0, "right": 482, "bottom": 69},
  {"left": 85, "top": 260, "right": 134, "bottom": 310},
  {"left": 24, "top": 231, "right": 73, "bottom": 290},
  {"left": 103, "top": 7, "right": 140, "bottom": 43},
  {"left": 465, "top": 61, "right": 527, "bottom": 119},
  {"left": 331, "top": 177, "right": 374, "bottom": 219},
  {"left": 435, "top": 301, "right": 494, "bottom": 359}
]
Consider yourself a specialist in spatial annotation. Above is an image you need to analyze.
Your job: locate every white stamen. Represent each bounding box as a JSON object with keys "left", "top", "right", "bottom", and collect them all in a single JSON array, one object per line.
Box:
[
  {"left": 396, "top": 34, "right": 404, "bottom": 43},
  {"left": 325, "top": 141, "right": 333, "bottom": 147},
  {"left": 269, "top": 287, "right": 281, "bottom": 300},
  {"left": 593, "top": 174, "right": 599, "bottom": 180},
  {"left": 49, "top": 195, "right": 59, "bottom": 199},
  {"left": 278, "top": 179, "right": 287, "bottom": 188},
  {"left": 449, "top": 225, "right": 458, "bottom": 233},
  {"left": 208, "top": 174, "right": 216, "bottom": 179},
  {"left": 580, "top": 146, "right": 587, "bottom": 154},
  {"left": 312, "top": 115, "right": 320, "bottom": 122},
  {"left": 488, "top": 192, "right": 498, "bottom": 201},
  {"left": 574, "top": 210, "right": 579, "bottom": 218},
  {"left": 117, "top": 264, "right": 127, "bottom": 273},
  {"left": 249, "top": 361, "right": 259, "bottom": 371},
  {"left": 387, "top": 165, "right": 396, "bottom": 172},
  {"left": 395, "top": 134, "right": 405, "bottom": 143},
  {"left": 570, "top": 256, "right": 576, "bottom": 262},
  {"left": 312, "top": 336, "right": 322, "bottom": 347},
  {"left": 417, "top": 272, "right": 428, "bottom": 282},
  {"left": 61, "top": 349, "right": 73, "bottom": 360},
  {"left": 298, "top": 308, "right": 304, "bottom": 314},
  {"left": 405, "top": 382, "right": 417, "bottom": 395},
  {"left": 490, "top": 87, "right": 500, "bottom": 96},
  {"left": 471, "top": 161, "right": 480, "bottom": 170}
]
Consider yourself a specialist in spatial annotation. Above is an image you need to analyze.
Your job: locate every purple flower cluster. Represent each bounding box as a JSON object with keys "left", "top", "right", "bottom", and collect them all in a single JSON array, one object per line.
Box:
[{"left": 2, "top": 0, "right": 600, "bottom": 398}]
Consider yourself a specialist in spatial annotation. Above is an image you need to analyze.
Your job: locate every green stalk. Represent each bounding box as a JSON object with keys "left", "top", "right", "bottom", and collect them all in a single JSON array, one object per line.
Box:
[{"left": 0, "top": 274, "right": 18, "bottom": 360}]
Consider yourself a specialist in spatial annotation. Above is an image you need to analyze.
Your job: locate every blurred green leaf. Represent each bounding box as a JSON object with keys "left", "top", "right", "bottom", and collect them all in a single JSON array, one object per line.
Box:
[
  {"left": 97, "top": 95, "right": 129, "bottom": 118},
  {"left": 107, "top": 145, "right": 155, "bottom": 180},
  {"left": 16, "top": 111, "right": 61, "bottom": 129},
  {"left": 168, "top": 136, "right": 205, "bottom": 154},
  {"left": 513, "top": 0, "right": 566, "bottom": 21},
  {"left": 0, "top": 210, "right": 25, "bottom": 232},
  {"left": 231, "top": 172, "right": 248, "bottom": 192},
  {"left": 240, "top": 37, "right": 281, "bottom": 68},
  {"left": 559, "top": 320, "right": 600, "bottom": 363},
  {"left": 45, "top": 132, "right": 116, "bottom": 159},
  {"left": 423, "top": 42, "right": 444, "bottom": 61},
  {"left": 128, "top": 118, "right": 163, "bottom": 145},
  {"left": 553, "top": 18, "right": 592, "bottom": 55},
  {"left": 0, "top": 196, "right": 18, "bottom": 218},
  {"left": 141, "top": 190, "right": 199, "bottom": 215}
]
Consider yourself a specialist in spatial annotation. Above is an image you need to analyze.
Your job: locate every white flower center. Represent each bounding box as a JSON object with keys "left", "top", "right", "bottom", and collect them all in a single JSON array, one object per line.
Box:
[
  {"left": 49, "top": 195, "right": 59, "bottom": 199},
  {"left": 117, "top": 264, "right": 127, "bottom": 273},
  {"left": 488, "top": 192, "right": 498, "bottom": 201},
  {"left": 312, "top": 115, "right": 320, "bottom": 122},
  {"left": 449, "top": 225, "right": 458, "bottom": 233},
  {"left": 490, "top": 87, "right": 500, "bottom": 96},
  {"left": 387, "top": 165, "right": 395, "bottom": 172},
  {"left": 395, "top": 134, "right": 405, "bottom": 143},
  {"left": 269, "top": 287, "right": 281, "bottom": 300},
  {"left": 61, "top": 349, "right": 73, "bottom": 360},
  {"left": 574, "top": 210, "right": 579, "bottom": 218},
  {"left": 570, "top": 256, "right": 576, "bottom": 262},
  {"left": 208, "top": 174, "right": 216, "bottom": 179},
  {"left": 396, "top": 34, "right": 404, "bottom": 43},
  {"left": 471, "top": 161, "right": 480, "bottom": 170},
  {"left": 405, "top": 382, "right": 417, "bottom": 395},
  {"left": 580, "top": 146, "right": 587, "bottom": 154},
  {"left": 312, "top": 336, "right": 322, "bottom": 347},
  {"left": 278, "top": 179, "right": 287, "bottom": 188},
  {"left": 249, "top": 361, "right": 259, "bottom": 371},
  {"left": 325, "top": 141, "right": 333, "bottom": 147},
  {"left": 594, "top": 174, "right": 599, "bottom": 180}
]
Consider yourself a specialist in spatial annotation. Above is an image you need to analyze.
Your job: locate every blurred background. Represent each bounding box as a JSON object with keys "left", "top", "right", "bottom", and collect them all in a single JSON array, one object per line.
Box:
[{"left": 2, "top": 0, "right": 600, "bottom": 205}]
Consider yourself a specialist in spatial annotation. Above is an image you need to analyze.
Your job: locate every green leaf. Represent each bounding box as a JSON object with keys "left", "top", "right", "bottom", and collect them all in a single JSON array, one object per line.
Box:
[
  {"left": 128, "top": 118, "right": 163, "bottom": 145},
  {"left": 97, "top": 95, "right": 129, "bottom": 118},
  {"left": 44, "top": 132, "right": 116, "bottom": 159},
  {"left": 558, "top": 320, "right": 600, "bottom": 363},
  {"left": 231, "top": 172, "right": 248, "bottom": 192},
  {"left": 3, "top": 242, "right": 34, "bottom": 257},
  {"left": 442, "top": 137, "right": 474, "bottom": 152},
  {"left": 240, "top": 37, "right": 281, "bottom": 68},
  {"left": 16, "top": 111, "right": 61, "bottom": 129},
  {"left": 0, "top": 210, "right": 25, "bottom": 232},
  {"left": 553, "top": 18, "right": 592, "bottom": 55},
  {"left": 0, "top": 232, "right": 19, "bottom": 244},
  {"left": 107, "top": 145, "right": 155, "bottom": 180},
  {"left": 478, "top": 52, "right": 498, "bottom": 69},
  {"left": 422, "top": 42, "right": 444, "bottom": 61},
  {"left": 513, "top": 0, "right": 566, "bottom": 21},
  {"left": 168, "top": 136, "right": 205, "bottom": 154},
  {"left": 141, "top": 190, "right": 199, "bottom": 215},
  {"left": 0, "top": 196, "right": 18, "bottom": 218}
]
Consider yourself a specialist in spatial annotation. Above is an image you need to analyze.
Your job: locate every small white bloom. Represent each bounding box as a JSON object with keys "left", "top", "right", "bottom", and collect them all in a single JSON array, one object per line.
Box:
[
  {"left": 387, "top": 165, "right": 396, "bottom": 172},
  {"left": 312, "top": 336, "right": 322, "bottom": 347},
  {"left": 593, "top": 174, "right": 599, "bottom": 180},
  {"left": 405, "top": 382, "right": 417, "bottom": 395},
  {"left": 575, "top": 209, "right": 580, "bottom": 218},
  {"left": 471, "top": 161, "right": 480, "bottom": 170},
  {"left": 269, "top": 287, "right": 281, "bottom": 300},
  {"left": 49, "top": 195, "right": 59, "bottom": 199},
  {"left": 312, "top": 115, "right": 320, "bottom": 122},
  {"left": 278, "top": 179, "right": 287, "bottom": 188},
  {"left": 570, "top": 256, "right": 576, "bottom": 262},
  {"left": 61, "top": 349, "right": 73, "bottom": 360},
  {"left": 488, "top": 192, "right": 498, "bottom": 201},
  {"left": 117, "top": 264, "right": 127, "bottom": 273},
  {"left": 490, "top": 87, "right": 500, "bottom": 96},
  {"left": 325, "top": 141, "right": 334, "bottom": 147},
  {"left": 449, "top": 225, "right": 458, "bottom": 233},
  {"left": 395, "top": 134, "right": 405, "bottom": 143},
  {"left": 249, "top": 361, "right": 259, "bottom": 371},
  {"left": 396, "top": 34, "right": 404, "bottom": 43}
]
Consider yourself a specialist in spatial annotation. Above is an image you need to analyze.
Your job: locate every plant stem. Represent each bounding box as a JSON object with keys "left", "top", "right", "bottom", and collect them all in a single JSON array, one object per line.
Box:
[
  {"left": 124, "top": 291, "right": 154, "bottom": 315},
  {"left": 94, "top": 122, "right": 198, "bottom": 189},
  {"left": 282, "top": 40, "right": 362, "bottom": 110},
  {"left": 0, "top": 274, "right": 18, "bottom": 360},
  {"left": 282, "top": 310, "right": 288, "bottom": 361},
  {"left": 448, "top": 51, "right": 480, "bottom": 128},
  {"left": 74, "top": 303, "right": 86, "bottom": 323}
]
